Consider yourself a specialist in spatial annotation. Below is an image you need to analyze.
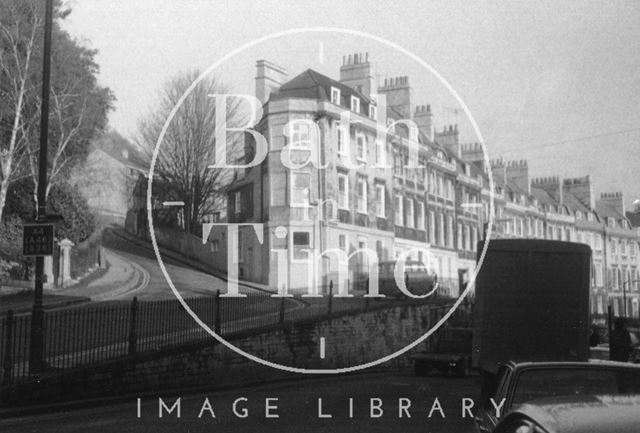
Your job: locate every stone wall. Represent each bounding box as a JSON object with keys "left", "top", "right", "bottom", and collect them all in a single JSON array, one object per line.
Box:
[{"left": 1, "top": 302, "right": 449, "bottom": 407}]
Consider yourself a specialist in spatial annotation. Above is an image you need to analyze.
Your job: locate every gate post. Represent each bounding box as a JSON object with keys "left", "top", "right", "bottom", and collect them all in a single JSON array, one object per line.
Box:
[
  {"left": 128, "top": 297, "right": 138, "bottom": 355},
  {"left": 214, "top": 290, "right": 221, "bottom": 334},
  {"left": 2, "top": 310, "right": 14, "bottom": 384}
]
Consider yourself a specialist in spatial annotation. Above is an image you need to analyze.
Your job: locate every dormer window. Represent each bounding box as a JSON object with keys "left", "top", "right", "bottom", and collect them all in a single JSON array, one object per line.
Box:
[
  {"left": 331, "top": 87, "right": 341, "bottom": 105},
  {"left": 350, "top": 96, "right": 360, "bottom": 113},
  {"left": 369, "top": 105, "right": 377, "bottom": 120},
  {"left": 576, "top": 211, "right": 583, "bottom": 220}
]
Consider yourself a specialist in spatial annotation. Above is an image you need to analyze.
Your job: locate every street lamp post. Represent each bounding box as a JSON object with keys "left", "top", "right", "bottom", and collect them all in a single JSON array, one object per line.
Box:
[
  {"left": 621, "top": 279, "right": 640, "bottom": 318},
  {"left": 28, "top": 0, "right": 53, "bottom": 375}
]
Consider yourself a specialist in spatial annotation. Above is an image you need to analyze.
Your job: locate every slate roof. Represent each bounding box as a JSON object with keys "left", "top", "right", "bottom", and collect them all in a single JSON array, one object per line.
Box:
[
  {"left": 530, "top": 187, "right": 557, "bottom": 206},
  {"left": 272, "top": 68, "right": 373, "bottom": 110},
  {"left": 93, "top": 131, "right": 149, "bottom": 172},
  {"left": 563, "top": 190, "right": 591, "bottom": 213},
  {"left": 596, "top": 200, "right": 625, "bottom": 220},
  {"left": 626, "top": 211, "right": 640, "bottom": 228}
]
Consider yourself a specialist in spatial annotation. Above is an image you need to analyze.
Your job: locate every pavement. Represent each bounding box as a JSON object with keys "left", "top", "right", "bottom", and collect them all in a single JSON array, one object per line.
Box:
[
  {"left": 0, "top": 244, "right": 149, "bottom": 315},
  {"left": 0, "top": 371, "right": 478, "bottom": 432},
  {"left": 60, "top": 248, "right": 149, "bottom": 301},
  {"left": 0, "top": 291, "right": 90, "bottom": 315},
  {"left": 0, "top": 226, "right": 277, "bottom": 314}
]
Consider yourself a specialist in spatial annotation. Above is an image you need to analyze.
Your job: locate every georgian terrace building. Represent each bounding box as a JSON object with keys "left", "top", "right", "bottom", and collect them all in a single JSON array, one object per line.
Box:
[
  {"left": 224, "top": 54, "right": 483, "bottom": 296},
  {"left": 219, "top": 54, "right": 640, "bottom": 312}
]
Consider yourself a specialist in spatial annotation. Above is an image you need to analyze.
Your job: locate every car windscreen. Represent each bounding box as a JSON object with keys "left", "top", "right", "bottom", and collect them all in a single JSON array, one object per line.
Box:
[{"left": 511, "top": 367, "right": 640, "bottom": 406}]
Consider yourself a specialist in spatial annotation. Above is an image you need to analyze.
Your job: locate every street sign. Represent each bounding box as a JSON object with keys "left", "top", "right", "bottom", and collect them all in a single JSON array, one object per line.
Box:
[{"left": 23, "top": 224, "right": 55, "bottom": 256}]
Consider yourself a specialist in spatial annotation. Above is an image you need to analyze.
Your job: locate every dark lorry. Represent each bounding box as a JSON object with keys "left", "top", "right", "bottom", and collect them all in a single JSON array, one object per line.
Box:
[
  {"left": 472, "top": 239, "right": 592, "bottom": 372},
  {"left": 471, "top": 239, "right": 596, "bottom": 433}
]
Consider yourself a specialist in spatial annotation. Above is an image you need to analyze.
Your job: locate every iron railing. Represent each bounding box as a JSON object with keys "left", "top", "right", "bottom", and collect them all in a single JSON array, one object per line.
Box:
[{"left": 0, "top": 292, "right": 466, "bottom": 383}]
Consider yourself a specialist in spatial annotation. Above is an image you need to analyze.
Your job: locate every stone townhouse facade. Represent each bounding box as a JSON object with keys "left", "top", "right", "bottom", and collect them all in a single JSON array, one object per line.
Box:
[{"left": 221, "top": 53, "right": 640, "bottom": 314}]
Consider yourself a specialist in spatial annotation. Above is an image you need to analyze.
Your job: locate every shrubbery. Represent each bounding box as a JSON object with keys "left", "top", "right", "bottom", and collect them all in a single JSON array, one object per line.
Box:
[
  {"left": 0, "top": 182, "right": 97, "bottom": 280},
  {"left": 48, "top": 183, "right": 96, "bottom": 244}
]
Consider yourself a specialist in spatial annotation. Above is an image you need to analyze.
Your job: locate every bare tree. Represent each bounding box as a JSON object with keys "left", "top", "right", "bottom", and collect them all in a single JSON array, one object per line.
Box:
[
  {"left": 0, "top": 0, "right": 112, "bottom": 220},
  {"left": 0, "top": 0, "right": 42, "bottom": 221},
  {"left": 25, "top": 23, "right": 113, "bottom": 208},
  {"left": 138, "top": 70, "right": 245, "bottom": 234},
  {"left": 27, "top": 85, "right": 88, "bottom": 205}
]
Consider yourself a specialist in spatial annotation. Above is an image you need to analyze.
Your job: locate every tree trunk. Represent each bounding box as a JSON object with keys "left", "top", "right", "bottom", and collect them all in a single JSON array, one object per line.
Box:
[{"left": 0, "top": 179, "right": 8, "bottom": 222}]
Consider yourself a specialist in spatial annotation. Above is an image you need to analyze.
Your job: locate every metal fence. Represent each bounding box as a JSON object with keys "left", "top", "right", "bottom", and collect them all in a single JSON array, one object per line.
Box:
[{"left": 0, "top": 292, "right": 466, "bottom": 383}]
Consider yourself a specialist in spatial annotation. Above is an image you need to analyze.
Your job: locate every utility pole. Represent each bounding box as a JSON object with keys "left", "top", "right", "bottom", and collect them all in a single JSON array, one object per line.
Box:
[{"left": 28, "top": 0, "right": 53, "bottom": 375}]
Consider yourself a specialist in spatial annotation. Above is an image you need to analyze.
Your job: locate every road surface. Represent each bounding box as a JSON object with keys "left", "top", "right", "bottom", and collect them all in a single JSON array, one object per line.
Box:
[
  {"left": 0, "top": 371, "right": 479, "bottom": 433},
  {"left": 99, "top": 228, "right": 251, "bottom": 301}
]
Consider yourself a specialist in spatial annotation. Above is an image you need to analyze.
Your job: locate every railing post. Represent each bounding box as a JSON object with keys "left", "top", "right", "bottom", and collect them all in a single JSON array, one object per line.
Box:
[
  {"left": 607, "top": 304, "right": 613, "bottom": 353},
  {"left": 279, "top": 289, "right": 285, "bottom": 325},
  {"left": 214, "top": 290, "right": 221, "bottom": 334},
  {"left": 2, "top": 310, "right": 14, "bottom": 384},
  {"left": 328, "top": 280, "right": 333, "bottom": 316},
  {"left": 128, "top": 297, "right": 138, "bottom": 355}
]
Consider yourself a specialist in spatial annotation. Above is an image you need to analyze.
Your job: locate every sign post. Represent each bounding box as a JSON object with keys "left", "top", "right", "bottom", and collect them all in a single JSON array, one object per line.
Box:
[
  {"left": 22, "top": 224, "right": 55, "bottom": 257},
  {"left": 28, "top": 0, "right": 54, "bottom": 375}
]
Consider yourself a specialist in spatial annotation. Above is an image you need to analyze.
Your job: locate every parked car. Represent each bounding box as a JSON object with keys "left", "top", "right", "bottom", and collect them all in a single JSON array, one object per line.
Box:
[
  {"left": 474, "top": 361, "right": 640, "bottom": 433},
  {"left": 491, "top": 394, "right": 640, "bottom": 433},
  {"left": 631, "top": 345, "right": 640, "bottom": 364},
  {"left": 411, "top": 327, "right": 472, "bottom": 377},
  {"left": 354, "top": 260, "right": 437, "bottom": 297}
]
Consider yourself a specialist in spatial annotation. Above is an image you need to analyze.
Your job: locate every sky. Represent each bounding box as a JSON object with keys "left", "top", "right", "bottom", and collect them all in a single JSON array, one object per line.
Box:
[{"left": 61, "top": 0, "right": 640, "bottom": 208}]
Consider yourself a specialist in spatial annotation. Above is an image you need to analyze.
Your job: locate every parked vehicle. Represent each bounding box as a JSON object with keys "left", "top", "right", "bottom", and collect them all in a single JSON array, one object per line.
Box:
[
  {"left": 473, "top": 240, "right": 592, "bottom": 372},
  {"left": 411, "top": 327, "right": 472, "bottom": 377},
  {"left": 470, "top": 239, "right": 616, "bottom": 433},
  {"left": 491, "top": 394, "right": 640, "bottom": 433},
  {"left": 474, "top": 361, "right": 640, "bottom": 433},
  {"left": 354, "top": 260, "right": 438, "bottom": 298}
]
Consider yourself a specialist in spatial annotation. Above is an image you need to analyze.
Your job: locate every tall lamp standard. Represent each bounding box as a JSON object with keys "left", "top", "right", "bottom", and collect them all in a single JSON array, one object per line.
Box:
[
  {"left": 621, "top": 279, "right": 640, "bottom": 318},
  {"left": 28, "top": 0, "right": 53, "bottom": 375}
]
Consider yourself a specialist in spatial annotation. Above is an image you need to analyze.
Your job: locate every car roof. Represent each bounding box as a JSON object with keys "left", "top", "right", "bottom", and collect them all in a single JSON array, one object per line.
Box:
[
  {"left": 506, "top": 360, "right": 640, "bottom": 371},
  {"left": 503, "top": 394, "right": 640, "bottom": 433}
]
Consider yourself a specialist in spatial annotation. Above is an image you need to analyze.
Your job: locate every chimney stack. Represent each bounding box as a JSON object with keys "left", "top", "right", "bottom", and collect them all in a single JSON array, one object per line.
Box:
[
  {"left": 505, "top": 160, "right": 530, "bottom": 195},
  {"left": 255, "top": 59, "right": 288, "bottom": 104},
  {"left": 377, "top": 76, "right": 412, "bottom": 120},
  {"left": 435, "top": 124, "right": 460, "bottom": 156},
  {"left": 532, "top": 176, "right": 563, "bottom": 205},
  {"left": 414, "top": 104, "right": 434, "bottom": 141},
  {"left": 599, "top": 192, "right": 626, "bottom": 216},
  {"left": 563, "top": 176, "right": 594, "bottom": 209},
  {"left": 340, "top": 52, "right": 374, "bottom": 97}
]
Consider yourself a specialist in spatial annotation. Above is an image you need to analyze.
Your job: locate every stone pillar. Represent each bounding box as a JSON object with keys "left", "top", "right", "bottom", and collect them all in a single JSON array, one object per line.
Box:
[
  {"left": 98, "top": 246, "right": 106, "bottom": 268},
  {"left": 58, "top": 239, "right": 74, "bottom": 288},
  {"left": 44, "top": 255, "right": 54, "bottom": 289}
]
